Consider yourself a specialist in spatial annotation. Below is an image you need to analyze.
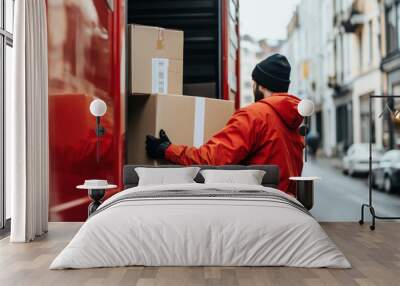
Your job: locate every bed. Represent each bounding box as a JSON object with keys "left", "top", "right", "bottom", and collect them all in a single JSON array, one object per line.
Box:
[{"left": 50, "top": 165, "right": 350, "bottom": 269}]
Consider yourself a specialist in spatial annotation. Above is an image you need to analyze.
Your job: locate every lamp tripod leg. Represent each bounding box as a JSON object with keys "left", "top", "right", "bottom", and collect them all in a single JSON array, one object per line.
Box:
[
  {"left": 359, "top": 204, "right": 366, "bottom": 225},
  {"left": 369, "top": 206, "right": 376, "bottom": 231}
]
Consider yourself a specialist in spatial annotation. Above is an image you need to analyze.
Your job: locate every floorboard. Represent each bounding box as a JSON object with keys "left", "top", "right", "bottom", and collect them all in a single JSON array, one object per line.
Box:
[{"left": 0, "top": 222, "right": 399, "bottom": 286}]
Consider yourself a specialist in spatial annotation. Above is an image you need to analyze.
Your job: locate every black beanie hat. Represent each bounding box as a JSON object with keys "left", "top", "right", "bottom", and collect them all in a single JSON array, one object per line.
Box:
[{"left": 252, "top": 54, "right": 291, "bottom": 92}]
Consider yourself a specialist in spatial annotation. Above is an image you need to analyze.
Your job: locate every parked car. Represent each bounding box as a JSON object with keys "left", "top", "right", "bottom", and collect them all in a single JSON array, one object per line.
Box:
[
  {"left": 342, "top": 143, "right": 382, "bottom": 176},
  {"left": 371, "top": 150, "right": 400, "bottom": 193}
]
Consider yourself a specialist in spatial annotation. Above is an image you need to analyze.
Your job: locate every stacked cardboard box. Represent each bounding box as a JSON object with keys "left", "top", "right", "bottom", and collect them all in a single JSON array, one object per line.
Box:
[
  {"left": 128, "top": 24, "right": 235, "bottom": 165},
  {"left": 129, "top": 24, "right": 184, "bottom": 95}
]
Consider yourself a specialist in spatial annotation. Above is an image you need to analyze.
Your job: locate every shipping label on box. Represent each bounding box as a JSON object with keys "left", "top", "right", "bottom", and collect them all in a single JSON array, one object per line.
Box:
[
  {"left": 193, "top": 97, "right": 206, "bottom": 147},
  {"left": 152, "top": 58, "right": 169, "bottom": 94}
]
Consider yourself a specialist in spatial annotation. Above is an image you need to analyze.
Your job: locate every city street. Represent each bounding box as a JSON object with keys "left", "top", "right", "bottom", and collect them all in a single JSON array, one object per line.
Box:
[{"left": 303, "top": 159, "right": 400, "bottom": 222}]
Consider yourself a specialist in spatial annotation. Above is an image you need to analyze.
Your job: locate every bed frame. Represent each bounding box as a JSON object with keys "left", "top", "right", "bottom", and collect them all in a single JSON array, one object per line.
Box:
[{"left": 123, "top": 165, "right": 280, "bottom": 189}]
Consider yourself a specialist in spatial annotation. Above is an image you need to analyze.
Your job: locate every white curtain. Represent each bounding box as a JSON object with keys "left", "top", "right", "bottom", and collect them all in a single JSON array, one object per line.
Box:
[{"left": 7, "top": 0, "right": 49, "bottom": 242}]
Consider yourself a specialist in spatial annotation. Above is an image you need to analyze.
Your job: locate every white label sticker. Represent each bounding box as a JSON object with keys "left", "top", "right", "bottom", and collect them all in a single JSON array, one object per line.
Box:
[
  {"left": 152, "top": 58, "right": 169, "bottom": 94},
  {"left": 193, "top": 97, "right": 206, "bottom": 147}
]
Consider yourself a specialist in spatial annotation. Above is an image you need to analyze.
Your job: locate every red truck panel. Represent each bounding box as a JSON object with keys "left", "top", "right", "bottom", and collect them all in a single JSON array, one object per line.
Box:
[
  {"left": 222, "top": 0, "right": 240, "bottom": 107},
  {"left": 47, "top": 0, "right": 125, "bottom": 221},
  {"left": 46, "top": 0, "right": 239, "bottom": 221}
]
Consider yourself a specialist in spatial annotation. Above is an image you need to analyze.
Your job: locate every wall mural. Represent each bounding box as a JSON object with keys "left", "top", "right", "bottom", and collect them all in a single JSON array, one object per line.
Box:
[{"left": 47, "top": 0, "right": 124, "bottom": 221}]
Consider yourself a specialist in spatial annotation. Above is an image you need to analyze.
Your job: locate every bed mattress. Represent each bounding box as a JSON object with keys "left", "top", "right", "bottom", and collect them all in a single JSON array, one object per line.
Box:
[{"left": 50, "top": 183, "right": 350, "bottom": 269}]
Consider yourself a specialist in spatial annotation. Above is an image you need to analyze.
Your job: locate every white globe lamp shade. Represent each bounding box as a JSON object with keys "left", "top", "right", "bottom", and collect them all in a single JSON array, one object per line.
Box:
[
  {"left": 90, "top": 99, "right": 107, "bottom": 117},
  {"left": 298, "top": 99, "right": 315, "bottom": 117}
]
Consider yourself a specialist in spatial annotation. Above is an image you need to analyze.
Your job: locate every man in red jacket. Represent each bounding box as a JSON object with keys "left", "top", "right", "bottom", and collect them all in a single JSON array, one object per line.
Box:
[{"left": 146, "top": 54, "right": 304, "bottom": 195}]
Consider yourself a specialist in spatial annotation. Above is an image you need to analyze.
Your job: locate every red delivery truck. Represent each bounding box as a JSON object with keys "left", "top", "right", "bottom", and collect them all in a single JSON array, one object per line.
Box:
[{"left": 47, "top": 0, "right": 240, "bottom": 221}]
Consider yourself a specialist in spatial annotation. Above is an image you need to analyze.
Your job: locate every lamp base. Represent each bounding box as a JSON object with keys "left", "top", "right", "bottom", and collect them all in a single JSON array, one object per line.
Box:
[
  {"left": 296, "top": 180, "right": 314, "bottom": 210},
  {"left": 87, "top": 189, "right": 105, "bottom": 216}
]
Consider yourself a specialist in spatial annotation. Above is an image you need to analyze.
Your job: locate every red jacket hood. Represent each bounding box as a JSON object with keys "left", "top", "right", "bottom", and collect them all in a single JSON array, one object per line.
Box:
[{"left": 260, "top": 93, "right": 303, "bottom": 130}]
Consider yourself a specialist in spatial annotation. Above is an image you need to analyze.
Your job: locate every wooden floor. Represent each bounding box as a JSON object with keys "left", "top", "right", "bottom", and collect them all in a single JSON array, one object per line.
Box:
[{"left": 0, "top": 222, "right": 399, "bottom": 286}]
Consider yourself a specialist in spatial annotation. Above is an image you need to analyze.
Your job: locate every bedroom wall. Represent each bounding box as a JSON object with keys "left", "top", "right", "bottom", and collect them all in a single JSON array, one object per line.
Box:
[{"left": 46, "top": 0, "right": 125, "bottom": 221}]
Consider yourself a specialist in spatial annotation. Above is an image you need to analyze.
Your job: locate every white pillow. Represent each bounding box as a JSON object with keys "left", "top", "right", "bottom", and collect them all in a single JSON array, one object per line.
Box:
[
  {"left": 135, "top": 167, "right": 200, "bottom": 186},
  {"left": 200, "top": 169, "right": 266, "bottom": 185}
]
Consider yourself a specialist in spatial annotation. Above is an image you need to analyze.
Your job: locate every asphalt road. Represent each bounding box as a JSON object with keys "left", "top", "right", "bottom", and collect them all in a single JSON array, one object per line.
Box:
[{"left": 302, "top": 158, "right": 400, "bottom": 222}]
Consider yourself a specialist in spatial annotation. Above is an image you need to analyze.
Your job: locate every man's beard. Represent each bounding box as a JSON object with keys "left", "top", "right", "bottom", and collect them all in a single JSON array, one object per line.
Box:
[{"left": 253, "top": 84, "right": 264, "bottom": 102}]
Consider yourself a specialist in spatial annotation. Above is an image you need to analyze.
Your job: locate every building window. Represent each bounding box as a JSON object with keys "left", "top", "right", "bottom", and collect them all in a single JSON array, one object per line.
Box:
[
  {"left": 386, "top": 2, "right": 400, "bottom": 55},
  {"left": 336, "top": 103, "right": 353, "bottom": 154},
  {"left": 360, "top": 93, "right": 375, "bottom": 143},
  {"left": 369, "top": 20, "right": 373, "bottom": 64},
  {"left": 385, "top": 84, "right": 400, "bottom": 149},
  {"left": 397, "top": 3, "right": 400, "bottom": 50},
  {"left": 1, "top": 0, "right": 14, "bottom": 231},
  {"left": 359, "top": 27, "right": 363, "bottom": 71}
]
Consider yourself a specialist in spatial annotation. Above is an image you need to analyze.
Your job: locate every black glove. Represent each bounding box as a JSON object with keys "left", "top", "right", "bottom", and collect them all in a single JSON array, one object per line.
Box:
[{"left": 146, "top": 129, "right": 171, "bottom": 159}]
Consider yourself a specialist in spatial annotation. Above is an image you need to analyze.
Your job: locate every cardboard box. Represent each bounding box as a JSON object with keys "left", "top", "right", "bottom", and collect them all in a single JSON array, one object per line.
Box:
[
  {"left": 129, "top": 24, "right": 184, "bottom": 95},
  {"left": 127, "top": 94, "right": 235, "bottom": 165}
]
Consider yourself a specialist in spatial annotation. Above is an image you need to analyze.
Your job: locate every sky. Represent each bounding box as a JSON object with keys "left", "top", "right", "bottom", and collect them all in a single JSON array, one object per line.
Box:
[{"left": 239, "top": 0, "right": 301, "bottom": 41}]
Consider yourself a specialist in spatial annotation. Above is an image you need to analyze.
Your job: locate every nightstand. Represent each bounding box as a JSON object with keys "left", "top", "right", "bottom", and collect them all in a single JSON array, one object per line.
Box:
[
  {"left": 289, "top": 177, "right": 320, "bottom": 210},
  {"left": 77, "top": 180, "right": 117, "bottom": 216}
]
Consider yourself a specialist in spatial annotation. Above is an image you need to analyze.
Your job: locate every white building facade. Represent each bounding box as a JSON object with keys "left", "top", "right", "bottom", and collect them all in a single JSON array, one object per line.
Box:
[
  {"left": 283, "top": 0, "right": 384, "bottom": 157},
  {"left": 240, "top": 36, "right": 259, "bottom": 107},
  {"left": 347, "top": 0, "right": 383, "bottom": 150},
  {"left": 281, "top": 0, "right": 333, "bottom": 154}
]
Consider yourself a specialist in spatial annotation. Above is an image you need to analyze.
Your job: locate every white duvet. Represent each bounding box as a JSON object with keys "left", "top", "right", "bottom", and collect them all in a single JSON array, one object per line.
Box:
[{"left": 50, "top": 183, "right": 351, "bottom": 269}]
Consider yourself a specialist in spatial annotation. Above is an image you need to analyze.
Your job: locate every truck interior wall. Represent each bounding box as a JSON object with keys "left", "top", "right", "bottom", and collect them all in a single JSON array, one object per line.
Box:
[{"left": 127, "top": 0, "right": 221, "bottom": 99}]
